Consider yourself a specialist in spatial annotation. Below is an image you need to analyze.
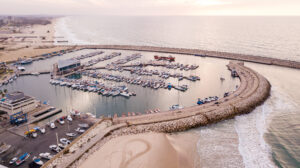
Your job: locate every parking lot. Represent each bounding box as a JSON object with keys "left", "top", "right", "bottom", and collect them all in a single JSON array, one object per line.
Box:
[{"left": 0, "top": 116, "right": 94, "bottom": 168}]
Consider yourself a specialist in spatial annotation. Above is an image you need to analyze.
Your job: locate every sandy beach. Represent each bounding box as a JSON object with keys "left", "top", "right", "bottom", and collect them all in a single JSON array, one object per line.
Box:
[
  {"left": 78, "top": 133, "right": 197, "bottom": 168},
  {"left": 0, "top": 18, "right": 69, "bottom": 63}
]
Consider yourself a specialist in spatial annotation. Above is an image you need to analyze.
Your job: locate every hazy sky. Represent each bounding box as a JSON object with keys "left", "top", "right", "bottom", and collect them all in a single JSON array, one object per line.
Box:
[{"left": 0, "top": 0, "right": 300, "bottom": 16}]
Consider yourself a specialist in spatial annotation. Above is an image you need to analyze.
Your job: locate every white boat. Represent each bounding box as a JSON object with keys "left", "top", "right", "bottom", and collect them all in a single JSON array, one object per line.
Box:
[
  {"left": 9, "top": 157, "right": 18, "bottom": 165},
  {"left": 169, "top": 104, "right": 184, "bottom": 110},
  {"left": 49, "top": 122, "right": 56, "bottom": 129},
  {"left": 120, "top": 92, "right": 130, "bottom": 98},
  {"left": 40, "top": 128, "right": 46, "bottom": 134},
  {"left": 66, "top": 132, "right": 77, "bottom": 137},
  {"left": 17, "top": 66, "right": 25, "bottom": 71},
  {"left": 33, "top": 156, "right": 44, "bottom": 166},
  {"left": 31, "top": 72, "right": 40, "bottom": 76},
  {"left": 39, "top": 153, "right": 53, "bottom": 160},
  {"left": 49, "top": 145, "right": 61, "bottom": 153},
  {"left": 75, "top": 127, "right": 85, "bottom": 133},
  {"left": 67, "top": 115, "right": 73, "bottom": 122},
  {"left": 60, "top": 138, "right": 71, "bottom": 145}
]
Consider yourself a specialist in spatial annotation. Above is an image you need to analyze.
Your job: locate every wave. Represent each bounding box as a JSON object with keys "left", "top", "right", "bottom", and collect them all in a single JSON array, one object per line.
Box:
[
  {"left": 234, "top": 87, "right": 297, "bottom": 168},
  {"left": 54, "top": 16, "right": 92, "bottom": 45}
]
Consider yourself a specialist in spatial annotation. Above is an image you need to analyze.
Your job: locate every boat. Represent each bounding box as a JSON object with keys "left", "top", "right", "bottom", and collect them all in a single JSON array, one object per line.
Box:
[
  {"left": 154, "top": 55, "right": 175, "bottom": 62},
  {"left": 78, "top": 123, "right": 89, "bottom": 128},
  {"left": 39, "top": 153, "right": 53, "bottom": 160},
  {"left": 9, "top": 157, "right": 18, "bottom": 165},
  {"left": 33, "top": 156, "right": 44, "bottom": 166},
  {"left": 49, "top": 145, "right": 61, "bottom": 153},
  {"left": 197, "top": 98, "right": 204, "bottom": 105},
  {"left": 169, "top": 104, "right": 184, "bottom": 110},
  {"left": 19, "top": 58, "right": 33, "bottom": 65},
  {"left": 15, "top": 153, "right": 30, "bottom": 166},
  {"left": 31, "top": 72, "right": 40, "bottom": 76},
  {"left": 120, "top": 92, "right": 130, "bottom": 98},
  {"left": 66, "top": 133, "right": 77, "bottom": 137},
  {"left": 67, "top": 115, "right": 73, "bottom": 122}
]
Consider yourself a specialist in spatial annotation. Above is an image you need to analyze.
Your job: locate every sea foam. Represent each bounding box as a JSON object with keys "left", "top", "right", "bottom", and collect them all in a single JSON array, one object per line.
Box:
[
  {"left": 54, "top": 17, "right": 91, "bottom": 45},
  {"left": 234, "top": 87, "right": 296, "bottom": 168}
]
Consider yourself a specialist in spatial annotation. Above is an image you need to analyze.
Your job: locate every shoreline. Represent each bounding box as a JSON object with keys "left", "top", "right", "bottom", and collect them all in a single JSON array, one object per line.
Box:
[{"left": 43, "top": 60, "right": 271, "bottom": 168}]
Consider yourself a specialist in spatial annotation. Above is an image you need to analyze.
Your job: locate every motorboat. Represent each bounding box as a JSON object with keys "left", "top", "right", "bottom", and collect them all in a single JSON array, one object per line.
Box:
[
  {"left": 60, "top": 138, "right": 71, "bottom": 145},
  {"left": 78, "top": 123, "right": 89, "bottom": 128},
  {"left": 9, "top": 157, "right": 18, "bottom": 165},
  {"left": 49, "top": 122, "right": 56, "bottom": 129},
  {"left": 39, "top": 153, "right": 53, "bottom": 160},
  {"left": 75, "top": 127, "right": 85, "bottom": 133},
  {"left": 15, "top": 153, "right": 30, "bottom": 166},
  {"left": 169, "top": 104, "right": 184, "bottom": 110},
  {"left": 33, "top": 156, "right": 44, "bottom": 166},
  {"left": 66, "top": 133, "right": 77, "bottom": 137},
  {"left": 67, "top": 115, "right": 73, "bottom": 122},
  {"left": 49, "top": 145, "right": 61, "bottom": 153},
  {"left": 58, "top": 118, "right": 65, "bottom": 125}
]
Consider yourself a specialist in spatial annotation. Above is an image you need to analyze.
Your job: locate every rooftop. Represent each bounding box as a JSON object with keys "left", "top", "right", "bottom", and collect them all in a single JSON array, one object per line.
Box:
[
  {"left": 58, "top": 59, "right": 80, "bottom": 69},
  {"left": 1, "top": 91, "right": 32, "bottom": 104}
]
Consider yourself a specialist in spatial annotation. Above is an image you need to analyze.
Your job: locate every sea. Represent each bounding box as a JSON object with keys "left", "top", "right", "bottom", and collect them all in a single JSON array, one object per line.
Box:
[{"left": 5, "top": 16, "right": 300, "bottom": 168}]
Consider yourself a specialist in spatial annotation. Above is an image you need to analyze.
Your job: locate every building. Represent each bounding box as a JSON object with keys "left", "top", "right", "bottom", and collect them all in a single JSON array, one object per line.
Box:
[
  {"left": 53, "top": 59, "right": 81, "bottom": 76},
  {"left": 0, "top": 91, "right": 37, "bottom": 124}
]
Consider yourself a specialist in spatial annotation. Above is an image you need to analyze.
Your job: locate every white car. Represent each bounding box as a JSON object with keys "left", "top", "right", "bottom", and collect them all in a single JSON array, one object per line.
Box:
[{"left": 60, "top": 138, "right": 71, "bottom": 145}]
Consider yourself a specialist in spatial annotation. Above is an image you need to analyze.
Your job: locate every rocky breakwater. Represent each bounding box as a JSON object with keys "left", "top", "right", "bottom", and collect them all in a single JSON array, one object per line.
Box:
[{"left": 112, "top": 61, "right": 271, "bottom": 133}]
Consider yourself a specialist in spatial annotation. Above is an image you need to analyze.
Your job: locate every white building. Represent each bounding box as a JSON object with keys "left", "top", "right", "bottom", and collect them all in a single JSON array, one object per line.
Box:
[{"left": 0, "top": 91, "right": 37, "bottom": 116}]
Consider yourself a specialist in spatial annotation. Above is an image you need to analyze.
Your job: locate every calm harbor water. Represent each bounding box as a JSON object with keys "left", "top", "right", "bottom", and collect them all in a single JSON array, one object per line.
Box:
[
  {"left": 2, "top": 16, "right": 300, "bottom": 168},
  {"left": 2, "top": 49, "right": 239, "bottom": 118}
]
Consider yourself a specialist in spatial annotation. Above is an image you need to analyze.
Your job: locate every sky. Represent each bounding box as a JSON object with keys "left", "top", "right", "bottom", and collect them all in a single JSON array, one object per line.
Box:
[{"left": 0, "top": 0, "right": 300, "bottom": 16}]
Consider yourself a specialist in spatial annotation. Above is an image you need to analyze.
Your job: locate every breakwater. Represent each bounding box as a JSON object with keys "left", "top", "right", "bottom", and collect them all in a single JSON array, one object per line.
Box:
[
  {"left": 67, "top": 45, "right": 300, "bottom": 69},
  {"left": 43, "top": 60, "right": 271, "bottom": 168}
]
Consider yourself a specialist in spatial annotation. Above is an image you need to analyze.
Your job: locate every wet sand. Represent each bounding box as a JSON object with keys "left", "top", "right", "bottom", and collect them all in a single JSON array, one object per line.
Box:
[{"left": 78, "top": 133, "right": 196, "bottom": 168}]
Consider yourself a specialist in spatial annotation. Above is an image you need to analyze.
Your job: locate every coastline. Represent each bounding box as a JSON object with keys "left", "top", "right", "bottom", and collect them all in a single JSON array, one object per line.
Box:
[{"left": 0, "top": 17, "right": 70, "bottom": 63}]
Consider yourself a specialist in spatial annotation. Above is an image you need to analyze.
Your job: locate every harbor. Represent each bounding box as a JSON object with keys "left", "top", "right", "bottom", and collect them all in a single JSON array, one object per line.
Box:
[{"left": 2, "top": 45, "right": 294, "bottom": 168}]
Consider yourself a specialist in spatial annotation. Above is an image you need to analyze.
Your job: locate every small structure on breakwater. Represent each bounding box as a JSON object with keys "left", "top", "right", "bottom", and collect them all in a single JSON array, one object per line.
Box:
[{"left": 52, "top": 58, "right": 82, "bottom": 76}]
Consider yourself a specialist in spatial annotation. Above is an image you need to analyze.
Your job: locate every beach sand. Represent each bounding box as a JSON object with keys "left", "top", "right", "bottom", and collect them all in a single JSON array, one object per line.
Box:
[
  {"left": 79, "top": 132, "right": 197, "bottom": 168},
  {"left": 0, "top": 19, "right": 69, "bottom": 62}
]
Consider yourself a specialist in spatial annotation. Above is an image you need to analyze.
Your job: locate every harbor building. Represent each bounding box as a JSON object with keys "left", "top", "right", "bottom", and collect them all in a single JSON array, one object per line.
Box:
[
  {"left": 53, "top": 58, "right": 81, "bottom": 76},
  {"left": 0, "top": 91, "right": 37, "bottom": 124}
]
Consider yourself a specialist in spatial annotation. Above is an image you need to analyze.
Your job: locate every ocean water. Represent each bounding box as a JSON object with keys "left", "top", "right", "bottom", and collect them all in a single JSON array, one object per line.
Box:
[
  {"left": 53, "top": 16, "right": 300, "bottom": 168},
  {"left": 54, "top": 16, "right": 300, "bottom": 61}
]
